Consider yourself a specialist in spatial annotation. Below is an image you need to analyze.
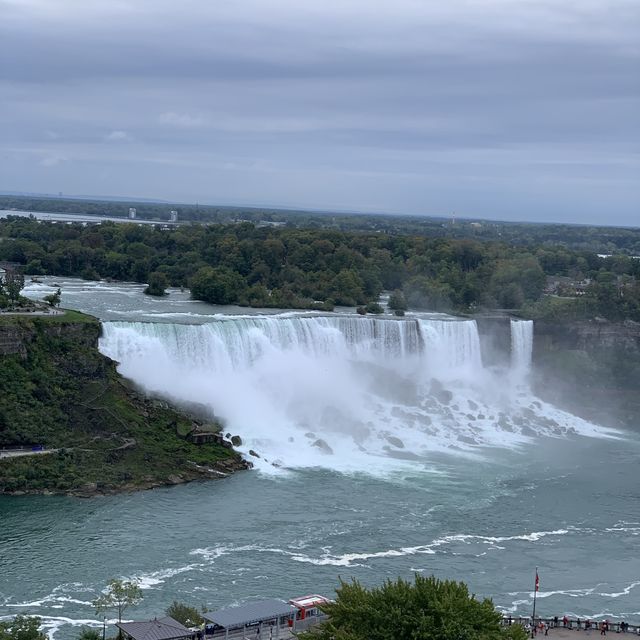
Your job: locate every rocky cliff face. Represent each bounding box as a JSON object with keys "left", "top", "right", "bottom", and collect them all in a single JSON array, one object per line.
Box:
[
  {"left": 532, "top": 319, "right": 640, "bottom": 429},
  {"left": 0, "top": 317, "right": 98, "bottom": 357},
  {"left": 533, "top": 318, "right": 640, "bottom": 354},
  {"left": 0, "top": 313, "right": 248, "bottom": 496}
]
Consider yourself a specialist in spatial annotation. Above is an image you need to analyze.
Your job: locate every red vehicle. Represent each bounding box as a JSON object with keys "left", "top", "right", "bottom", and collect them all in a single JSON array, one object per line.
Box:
[{"left": 288, "top": 595, "right": 331, "bottom": 622}]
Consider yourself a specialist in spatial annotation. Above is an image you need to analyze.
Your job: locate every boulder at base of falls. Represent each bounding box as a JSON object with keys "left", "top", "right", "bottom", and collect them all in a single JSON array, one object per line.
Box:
[
  {"left": 230, "top": 435, "right": 242, "bottom": 447},
  {"left": 248, "top": 449, "right": 260, "bottom": 458},
  {"left": 312, "top": 439, "right": 334, "bottom": 455},
  {"left": 430, "top": 379, "right": 453, "bottom": 404},
  {"left": 385, "top": 435, "right": 405, "bottom": 449}
]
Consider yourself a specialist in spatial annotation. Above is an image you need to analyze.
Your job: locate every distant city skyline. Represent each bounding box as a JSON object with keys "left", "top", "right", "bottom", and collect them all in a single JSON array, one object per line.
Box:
[{"left": 1, "top": 0, "right": 638, "bottom": 226}]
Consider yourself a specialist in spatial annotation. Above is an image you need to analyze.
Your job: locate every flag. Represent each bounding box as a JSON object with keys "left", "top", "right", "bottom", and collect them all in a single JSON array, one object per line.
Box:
[{"left": 535, "top": 570, "right": 540, "bottom": 592}]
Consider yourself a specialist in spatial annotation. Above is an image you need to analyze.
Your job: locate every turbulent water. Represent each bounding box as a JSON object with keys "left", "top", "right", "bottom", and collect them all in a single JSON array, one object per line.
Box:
[
  {"left": 99, "top": 316, "right": 605, "bottom": 472},
  {"left": 2, "top": 278, "right": 639, "bottom": 638}
]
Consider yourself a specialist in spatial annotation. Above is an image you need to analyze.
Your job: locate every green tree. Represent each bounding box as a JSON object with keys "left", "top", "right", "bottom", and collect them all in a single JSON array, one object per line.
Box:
[
  {"left": 0, "top": 616, "right": 47, "bottom": 640},
  {"left": 4, "top": 271, "right": 25, "bottom": 305},
  {"left": 145, "top": 271, "right": 169, "bottom": 297},
  {"left": 388, "top": 289, "right": 408, "bottom": 313},
  {"left": 165, "top": 601, "right": 204, "bottom": 627},
  {"left": 190, "top": 266, "right": 245, "bottom": 305},
  {"left": 43, "top": 288, "right": 62, "bottom": 307},
  {"left": 93, "top": 579, "right": 143, "bottom": 627},
  {"left": 301, "top": 575, "right": 527, "bottom": 640},
  {"left": 76, "top": 629, "right": 101, "bottom": 640}
]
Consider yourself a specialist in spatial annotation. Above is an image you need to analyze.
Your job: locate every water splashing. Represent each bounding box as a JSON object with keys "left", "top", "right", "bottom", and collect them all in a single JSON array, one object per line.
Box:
[{"left": 100, "top": 314, "right": 609, "bottom": 474}]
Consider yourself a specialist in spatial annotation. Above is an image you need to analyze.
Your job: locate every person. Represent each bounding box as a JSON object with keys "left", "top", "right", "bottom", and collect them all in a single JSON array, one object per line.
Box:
[
  {"left": 601, "top": 622, "right": 607, "bottom": 636},
  {"left": 563, "top": 616, "right": 569, "bottom": 628},
  {"left": 554, "top": 617, "right": 559, "bottom": 629}
]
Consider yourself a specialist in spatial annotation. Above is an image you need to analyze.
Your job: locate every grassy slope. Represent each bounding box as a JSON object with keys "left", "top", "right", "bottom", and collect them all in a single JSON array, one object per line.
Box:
[{"left": 0, "top": 312, "right": 241, "bottom": 494}]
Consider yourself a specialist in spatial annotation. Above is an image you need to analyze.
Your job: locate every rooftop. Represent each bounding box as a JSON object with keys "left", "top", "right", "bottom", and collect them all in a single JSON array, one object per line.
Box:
[
  {"left": 203, "top": 599, "right": 296, "bottom": 629},
  {"left": 116, "top": 617, "right": 193, "bottom": 640}
]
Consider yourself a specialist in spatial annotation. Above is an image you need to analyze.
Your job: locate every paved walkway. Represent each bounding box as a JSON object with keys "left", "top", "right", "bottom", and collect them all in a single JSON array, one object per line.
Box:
[{"left": 0, "top": 448, "right": 58, "bottom": 460}]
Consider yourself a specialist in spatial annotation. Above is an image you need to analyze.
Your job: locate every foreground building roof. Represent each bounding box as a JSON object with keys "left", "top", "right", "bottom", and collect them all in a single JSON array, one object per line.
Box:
[
  {"left": 203, "top": 599, "right": 296, "bottom": 629},
  {"left": 116, "top": 617, "right": 193, "bottom": 640}
]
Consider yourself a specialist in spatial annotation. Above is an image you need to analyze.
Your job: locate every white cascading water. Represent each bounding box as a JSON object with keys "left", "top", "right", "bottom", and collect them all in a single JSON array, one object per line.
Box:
[
  {"left": 510, "top": 319, "right": 534, "bottom": 376},
  {"left": 100, "top": 314, "right": 608, "bottom": 474}
]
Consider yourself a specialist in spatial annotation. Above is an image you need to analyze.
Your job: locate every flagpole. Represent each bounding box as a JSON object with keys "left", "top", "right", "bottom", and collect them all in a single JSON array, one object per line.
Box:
[{"left": 531, "top": 567, "right": 538, "bottom": 638}]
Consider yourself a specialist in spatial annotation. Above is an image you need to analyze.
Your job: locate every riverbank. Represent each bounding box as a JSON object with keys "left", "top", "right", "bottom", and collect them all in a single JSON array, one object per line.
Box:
[{"left": 0, "top": 311, "right": 249, "bottom": 496}]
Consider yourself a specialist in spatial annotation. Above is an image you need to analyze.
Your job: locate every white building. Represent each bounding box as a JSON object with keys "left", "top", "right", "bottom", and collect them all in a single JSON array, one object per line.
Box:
[{"left": 128, "top": 207, "right": 137, "bottom": 219}]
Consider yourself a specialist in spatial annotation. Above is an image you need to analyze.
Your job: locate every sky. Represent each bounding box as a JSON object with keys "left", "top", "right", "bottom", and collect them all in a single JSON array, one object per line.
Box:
[{"left": 1, "top": 0, "right": 638, "bottom": 225}]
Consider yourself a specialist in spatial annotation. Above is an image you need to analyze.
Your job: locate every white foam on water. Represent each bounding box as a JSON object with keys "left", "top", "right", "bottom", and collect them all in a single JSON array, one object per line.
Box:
[
  {"left": 99, "top": 314, "right": 615, "bottom": 475},
  {"left": 188, "top": 528, "right": 571, "bottom": 569}
]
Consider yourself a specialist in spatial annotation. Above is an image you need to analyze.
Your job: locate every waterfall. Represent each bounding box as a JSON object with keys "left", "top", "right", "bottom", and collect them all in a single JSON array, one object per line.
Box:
[
  {"left": 419, "top": 319, "right": 482, "bottom": 371},
  {"left": 99, "top": 313, "right": 604, "bottom": 474},
  {"left": 101, "top": 316, "right": 424, "bottom": 370},
  {"left": 510, "top": 319, "right": 534, "bottom": 374}
]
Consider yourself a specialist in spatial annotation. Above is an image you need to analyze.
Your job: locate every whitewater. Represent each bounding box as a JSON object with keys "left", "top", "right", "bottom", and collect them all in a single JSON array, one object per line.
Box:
[
  {"left": 2, "top": 277, "right": 638, "bottom": 640},
  {"left": 99, "top": 315, "right": 610, "bottom": 473}
]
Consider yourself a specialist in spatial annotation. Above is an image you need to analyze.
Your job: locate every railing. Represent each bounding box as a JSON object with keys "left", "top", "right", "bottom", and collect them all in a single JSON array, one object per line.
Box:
[{"left": 502, "top": 616, "right": 640, "bottom": 634}]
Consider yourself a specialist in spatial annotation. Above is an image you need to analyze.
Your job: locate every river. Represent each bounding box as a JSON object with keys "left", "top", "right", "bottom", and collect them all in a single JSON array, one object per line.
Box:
[{"left": 1, "top": 277, "right": 638, "bottom": 638}]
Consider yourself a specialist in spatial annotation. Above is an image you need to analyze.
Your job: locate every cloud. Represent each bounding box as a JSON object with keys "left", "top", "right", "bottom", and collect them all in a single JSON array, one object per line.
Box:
[
  {"left": 158, "top": 112, "right": 207, "bottom": 128},
  {"left": 0, "top": 0, "right": 638, "bottom": 224},
  {"left": 105, "top": 130, "right": 130, "bottom": 141},
  {"left": 39, "top": 154, "right": 67, "bottom": 167}
]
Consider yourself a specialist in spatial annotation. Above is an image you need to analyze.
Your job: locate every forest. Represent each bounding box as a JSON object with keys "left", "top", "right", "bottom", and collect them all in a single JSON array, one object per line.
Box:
[
  {"left": 2, "top": 194, "right": 640, "bottom": 255},
  {"left": 0, "top": 215, "right": 639, "bottom": 321}
]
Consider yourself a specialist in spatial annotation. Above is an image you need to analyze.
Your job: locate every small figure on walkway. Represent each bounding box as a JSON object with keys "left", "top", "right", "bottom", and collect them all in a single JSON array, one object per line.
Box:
[
  {"left": 563, "top": 616, "right": 569, "bottom": 628},
  {"left": 601, "top": 621, "right": 607, "bottom": 636}
]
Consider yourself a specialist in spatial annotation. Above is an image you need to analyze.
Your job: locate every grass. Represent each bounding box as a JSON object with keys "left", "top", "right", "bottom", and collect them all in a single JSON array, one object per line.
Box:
[{"left": 0, "top": 314, "right": 239, "bottom": 495}]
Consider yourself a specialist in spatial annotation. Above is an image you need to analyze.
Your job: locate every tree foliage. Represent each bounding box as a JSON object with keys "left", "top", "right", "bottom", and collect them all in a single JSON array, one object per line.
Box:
[
  {"left": 92, "top": 579, "right": 143, "bottom": 624},
  {"left": 0, "top": 216, "right": 639, "bottom": 319},
  {"left": 302, "top": 575, "right": 527, "bottom": 640},
  {"left": 0, "top": 616, "right": 47, "bottom": 640},
  {"left": 76, "top": 629, "right": 101, "bottom": 640},
  {"left": 145, "top": 272, "right": 169, "bottom": 297},
  {"left": 43, "top": 288, "right": 61, "bottom": 307},
  {"left": 165, "top": 602, "right": 204, "bottom": 627}
]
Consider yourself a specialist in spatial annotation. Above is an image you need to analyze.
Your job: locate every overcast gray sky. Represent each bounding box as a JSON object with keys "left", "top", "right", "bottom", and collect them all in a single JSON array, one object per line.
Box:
[{"left": 1, "top": 0, "right": 638, "bottom": 224}]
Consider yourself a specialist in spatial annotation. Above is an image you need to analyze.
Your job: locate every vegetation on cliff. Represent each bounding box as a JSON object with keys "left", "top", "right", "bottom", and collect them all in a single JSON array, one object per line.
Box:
[{"left": 0, "top": 312, "right": 242, "bottom": 495}]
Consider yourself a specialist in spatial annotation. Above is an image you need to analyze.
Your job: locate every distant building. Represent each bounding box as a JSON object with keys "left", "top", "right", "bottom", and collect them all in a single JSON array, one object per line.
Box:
[
  {"left": 128, "top": 207, "right": 137, "bottom": 220},
  {"left": 170, "top": 210, "right": 178, "bottom": 222}
]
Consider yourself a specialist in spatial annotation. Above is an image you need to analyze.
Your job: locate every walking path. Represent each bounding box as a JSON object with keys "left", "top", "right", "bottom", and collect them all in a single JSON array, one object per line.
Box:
[{"left": 0, "top": 448, "right": 58, "bottom": 459}]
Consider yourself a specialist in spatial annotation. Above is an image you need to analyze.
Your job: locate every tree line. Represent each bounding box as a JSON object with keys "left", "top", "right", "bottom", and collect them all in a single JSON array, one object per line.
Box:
[{"left": 0, "top": 216, "right": 639, "bottom": 320}]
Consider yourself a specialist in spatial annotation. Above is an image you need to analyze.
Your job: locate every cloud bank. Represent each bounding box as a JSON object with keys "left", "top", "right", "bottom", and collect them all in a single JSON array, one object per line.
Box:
[{"left": 1, "top": 0, "right": 638, "bottom": 223}]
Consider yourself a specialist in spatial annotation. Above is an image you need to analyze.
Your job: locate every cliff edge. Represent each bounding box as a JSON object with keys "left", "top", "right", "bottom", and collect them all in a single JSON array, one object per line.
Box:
[{"left": 0, "top": 311, "right": 248, "bottom": 496}]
